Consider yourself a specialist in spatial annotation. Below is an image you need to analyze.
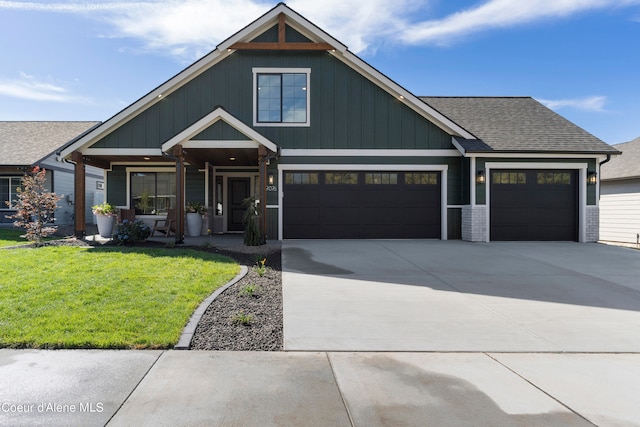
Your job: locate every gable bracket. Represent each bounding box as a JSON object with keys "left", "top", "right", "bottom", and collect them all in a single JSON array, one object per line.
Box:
[{"left": 229, "top": 13, "right": 335, "bottom": 51}]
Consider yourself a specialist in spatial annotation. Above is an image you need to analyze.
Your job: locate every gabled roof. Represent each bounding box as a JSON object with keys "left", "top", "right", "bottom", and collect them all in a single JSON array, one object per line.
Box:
[
  {"left": 162, "top": 107, "right": 277, "bottom": 153},
  {"left": 60, "top": 3, "right": 474, "bottom": 159},
  {"left": 422, "top": 97, "right": 619, "bottom": 155},
  {"left": 601, "top": 137, "right": 640, "bottom": 180},
  {"left": 0, "top": 121, "right": 100, "bottom": 166}
]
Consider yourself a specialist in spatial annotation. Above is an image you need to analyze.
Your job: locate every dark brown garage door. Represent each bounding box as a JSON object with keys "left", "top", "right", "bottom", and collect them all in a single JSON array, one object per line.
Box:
[
  {"left": 490, "top": 170, "right": 578, "bottom": 241},
  {"left": 283, "top": 171, "right": 441, "bottom": 239}
]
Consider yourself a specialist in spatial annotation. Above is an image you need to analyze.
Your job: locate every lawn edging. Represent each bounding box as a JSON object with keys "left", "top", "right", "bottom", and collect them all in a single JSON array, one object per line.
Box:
[{"left": 175, "top": 265, "right": 249, "bottom": 350}]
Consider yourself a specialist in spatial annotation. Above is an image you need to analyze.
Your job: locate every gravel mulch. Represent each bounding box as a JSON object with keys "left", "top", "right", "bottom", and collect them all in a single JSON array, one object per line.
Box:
[{"left": 189, "top": 248, "right": 283, "bottom": 351}]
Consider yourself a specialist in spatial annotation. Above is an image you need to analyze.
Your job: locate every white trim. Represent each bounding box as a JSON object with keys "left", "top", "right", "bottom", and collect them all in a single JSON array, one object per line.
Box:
[
  {"left": 124, "top": 167, "right": 177, "bottom": 210},
  {"left": 266, "top": 205, "right": 279, "bottom": 209},
  {"left": 450, "top": 137, "right": 466, "bottom": 155},
  {"left": 484, "top": 162, "right": 588, "bottom": 243},
  {"left": 280, "top": 149, "right": 461, "bottom": 157},
  {"left": 83, "top": 148, "right": 163, "bottom": 157},
  {"left": 447, "top": 205, "right": 464, "bottom": 208},
  {"left": 333, "top": 51, "right": 475, "bottom": 139},
  {"left": 162, "top": 107, "right": 278, "bottom": 153},
  {"left": 470, "top": 157, "right": 477, "bottom": 206},
  {"left": 182, "top": 140, "right": 258, "bottom": 149},
  {"left": 276, "top": 164, "right": 449, "bottom": 240},
  {"left": 60, "top": 4, "right": 477, "bottom": 159},
  {"left": 252, "top": 67, "right": 311, "bottom": 127},
  {"left": 469, "top": 152, "right": 603, "bottom": 159}
]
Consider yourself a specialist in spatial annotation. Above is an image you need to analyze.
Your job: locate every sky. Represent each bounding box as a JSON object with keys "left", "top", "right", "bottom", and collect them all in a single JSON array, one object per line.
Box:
[{"left": 0, "top": 0, "right": 639, "bottom": 145}]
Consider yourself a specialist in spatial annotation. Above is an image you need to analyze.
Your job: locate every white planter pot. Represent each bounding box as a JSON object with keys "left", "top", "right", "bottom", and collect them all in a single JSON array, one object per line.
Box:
[
  {"left": 186, "top": 213, "right": 203, "bottom": 237},
  {"left": 96, "top": 214, "right": 116, "bottom": 238}
]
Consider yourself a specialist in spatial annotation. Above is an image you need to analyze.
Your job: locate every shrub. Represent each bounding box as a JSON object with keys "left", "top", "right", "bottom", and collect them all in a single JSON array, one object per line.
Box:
[
  {"left": 6, "top": 166, "right": 61, "bottom": 244},
  {"left": 112, "top": 219, "right": 151, "bottom": 245}
]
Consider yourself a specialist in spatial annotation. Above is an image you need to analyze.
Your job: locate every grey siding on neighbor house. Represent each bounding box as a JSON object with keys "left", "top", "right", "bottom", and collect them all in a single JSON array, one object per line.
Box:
[
  {"left": 600, "top": 178, "right": 640, "bottom": 244},
  {"left": 89, "top": 50, "right": 453, "bottom": 151},
  {"left": 475, "top": 158, "right": 597, "bottom": 205}
]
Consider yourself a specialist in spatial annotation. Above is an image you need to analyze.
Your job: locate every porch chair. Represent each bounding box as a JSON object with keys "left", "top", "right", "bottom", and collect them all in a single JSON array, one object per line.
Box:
[{"left": 151, "top": 208, "right": 176, "bottom": 237}]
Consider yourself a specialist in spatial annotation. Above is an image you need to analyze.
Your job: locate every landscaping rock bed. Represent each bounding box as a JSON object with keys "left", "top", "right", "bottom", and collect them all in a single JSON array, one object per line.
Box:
[{"left": 190, "top": 248, "right": 283, "bottom": 351}]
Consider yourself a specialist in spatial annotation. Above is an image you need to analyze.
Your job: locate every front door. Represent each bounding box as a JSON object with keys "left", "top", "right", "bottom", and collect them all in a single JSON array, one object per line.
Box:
[{"left": 227, "top": 178, "right": 251, "bottom": 232}]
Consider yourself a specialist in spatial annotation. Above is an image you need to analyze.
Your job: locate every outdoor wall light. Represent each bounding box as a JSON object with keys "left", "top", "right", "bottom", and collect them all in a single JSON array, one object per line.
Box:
[
  {"left": 268, "top": 172, "right": 274, "bottom": 185},
  {"left": 587, "top": 171, "right": 598, "bottom": 185},
  {"left": 476, "top": 170, "right": 486, "bottom": 185}
]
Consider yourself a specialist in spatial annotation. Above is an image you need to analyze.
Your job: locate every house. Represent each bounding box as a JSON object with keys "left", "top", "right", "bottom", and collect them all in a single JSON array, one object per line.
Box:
[
  {"left": 0, "top": 121, "right": 103, "bottom": 228},
  {"left": 58, "top": 3, "right": 619, "bottom": 242},
  {"left": 600, "top": 137, "right": 640, "bottom": 245}
]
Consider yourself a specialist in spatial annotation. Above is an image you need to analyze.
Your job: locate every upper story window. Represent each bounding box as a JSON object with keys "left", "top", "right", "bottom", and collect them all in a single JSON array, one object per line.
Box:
[{"left": 253, "top": 68, "right": 310, "bottom": 127}]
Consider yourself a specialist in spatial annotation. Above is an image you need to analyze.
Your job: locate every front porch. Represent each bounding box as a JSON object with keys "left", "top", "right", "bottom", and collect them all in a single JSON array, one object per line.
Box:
[{"left": 66, "top": 107, "right": 279, "bottom": 243}]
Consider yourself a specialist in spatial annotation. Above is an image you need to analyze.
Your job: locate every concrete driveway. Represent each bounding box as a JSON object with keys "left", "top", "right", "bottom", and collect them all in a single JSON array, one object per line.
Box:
[{"left": 282, "top": 240, "right": 640, "bottom": 351}]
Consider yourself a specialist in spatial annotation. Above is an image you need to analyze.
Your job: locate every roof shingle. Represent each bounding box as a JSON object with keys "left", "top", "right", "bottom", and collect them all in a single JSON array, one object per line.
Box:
[
  {"left": 601, "top": 137, "right": 640, "bottom": 180},
  {"left": 421, "top": 97, "right": 619, "bottom": 154},
  {"left": 0, "top": 121, "right": 100, "bottom": 166}
]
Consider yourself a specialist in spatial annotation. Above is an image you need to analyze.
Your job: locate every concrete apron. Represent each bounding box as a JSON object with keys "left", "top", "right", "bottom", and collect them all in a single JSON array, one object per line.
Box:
[
  {"left": 282, "top": 240, "right": 640, "bottom": 352},
  {"left": 2, "top": 350, "right": 639, "bottom": 427}
]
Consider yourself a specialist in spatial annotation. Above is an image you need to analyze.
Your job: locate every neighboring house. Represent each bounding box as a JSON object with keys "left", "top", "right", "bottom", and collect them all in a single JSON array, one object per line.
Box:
[
  {"left": 0, "top": 121, "right": 103, "bottom": 227},
  {"left": 58, "top": 3, "right": 618, "bottom": 242},
  {"left": 600, "top": 137, "right": 640, "bottom": 245}
]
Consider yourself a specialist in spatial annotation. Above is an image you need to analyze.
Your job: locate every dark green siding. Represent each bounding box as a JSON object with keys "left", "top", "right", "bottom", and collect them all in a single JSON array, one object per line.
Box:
[
  {"left": 266, "top": 208, "right": 278, "bottom": 240},
  {"left": 106, "top": 166, "right": 127, "bottom": 206},
  {"left": 185, "top": 167, "right": 205, "bottom": 203},
  {"left": 252, "top": 24, "right": 313, "bottom": 43},
  {"left": 90, "top": 51, "right": 453, "bottom": 151},
  {"left": 194, "top": 121, "right": 247, "bottom": 140}
]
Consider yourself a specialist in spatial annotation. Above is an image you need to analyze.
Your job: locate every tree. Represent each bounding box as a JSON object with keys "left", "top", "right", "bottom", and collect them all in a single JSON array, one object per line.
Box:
[{"left": 7, "top": 166, "right": 62, "bottom": 244}]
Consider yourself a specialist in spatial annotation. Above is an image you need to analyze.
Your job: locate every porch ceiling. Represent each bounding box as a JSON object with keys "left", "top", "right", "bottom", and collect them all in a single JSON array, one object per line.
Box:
[{"left": 83, "top": 148, "right": 259, "bottom": 169}]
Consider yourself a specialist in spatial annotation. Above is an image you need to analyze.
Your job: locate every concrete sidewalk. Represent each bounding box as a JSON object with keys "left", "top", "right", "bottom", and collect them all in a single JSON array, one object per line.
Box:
[{"left": 1, "top": 350, "right": 639, "bottom": 426}]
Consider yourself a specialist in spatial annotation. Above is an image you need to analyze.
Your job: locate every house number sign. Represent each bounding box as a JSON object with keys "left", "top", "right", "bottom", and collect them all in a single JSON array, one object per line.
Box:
[{"left": 266, "top": 185, "right": 277, "bottom": 192}]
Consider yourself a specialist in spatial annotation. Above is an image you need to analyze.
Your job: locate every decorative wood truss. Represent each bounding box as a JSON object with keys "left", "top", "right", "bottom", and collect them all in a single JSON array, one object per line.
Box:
[{"left": 230, "top": 13, "right": 334, "bottom": 51}]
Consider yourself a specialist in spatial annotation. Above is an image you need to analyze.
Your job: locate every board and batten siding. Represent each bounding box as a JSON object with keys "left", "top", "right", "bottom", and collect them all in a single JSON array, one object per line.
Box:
[
  {"left": 88, "top": 49, "right": 453, "bottom": 152},
  {"left": 600, "top": 179, "right": 640, "bottom": 244}
]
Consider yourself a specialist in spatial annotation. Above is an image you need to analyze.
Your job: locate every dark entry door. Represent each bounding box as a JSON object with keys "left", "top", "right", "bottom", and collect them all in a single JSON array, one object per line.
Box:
[
  {"left": 228, "top": 178, "right": 250, "bottom": 232},
  {"left": 490, "top": 169, "right": 578, "bottom": 241}
]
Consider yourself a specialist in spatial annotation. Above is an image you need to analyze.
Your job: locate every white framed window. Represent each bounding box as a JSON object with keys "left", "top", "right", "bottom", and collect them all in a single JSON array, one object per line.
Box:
[
  {"left": 253, "top": 68, "right": 311, "bottom": 127},
  {"left": 0, "top": 176, "right": 22, "bottom": 210}
]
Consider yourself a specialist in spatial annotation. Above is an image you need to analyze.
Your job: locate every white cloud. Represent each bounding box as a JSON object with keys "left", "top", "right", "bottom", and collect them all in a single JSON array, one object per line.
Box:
[
  {"left": 0, "top": 72, "right": 90, "bottom": 103},
  {"left": 400, "top": 0, "right": 640, "bottom": 45},
  {"left": 538, "top": 96, "right": 607, "bottom": 112},
  {"left": 0, "top": 0, "right": 639, "bottom": 57}
]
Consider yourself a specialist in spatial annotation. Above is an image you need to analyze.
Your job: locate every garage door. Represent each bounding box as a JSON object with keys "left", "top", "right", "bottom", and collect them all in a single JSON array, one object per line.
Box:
[
  {"left": 490, "top": 169, "right": 578, "bottom": 241},
  {"left": 283, "top": 171, "right": 441, "bottom": 239}
]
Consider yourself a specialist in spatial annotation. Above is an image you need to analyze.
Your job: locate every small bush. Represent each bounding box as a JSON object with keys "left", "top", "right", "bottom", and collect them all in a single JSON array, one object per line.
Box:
[
  {"left": 255, "top": 258, "right": 267, "bottom": 277},
  {"left": 238, "top": 283, "right": 262, "bottom": 297},
  {"left": 231, "top": 312, "right": 253, "bottom": 326},
  {"left": 112, "top": 220, "right": 151, "bottom": 245}
]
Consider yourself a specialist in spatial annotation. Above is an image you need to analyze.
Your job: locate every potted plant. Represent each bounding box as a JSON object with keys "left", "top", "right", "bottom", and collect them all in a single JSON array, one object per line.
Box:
[
  {"left": 92, "top": 202, "right": 118, "bottom": 238},
  {"left": 186, "top": 201, "right": 206, "bottom": 237}
]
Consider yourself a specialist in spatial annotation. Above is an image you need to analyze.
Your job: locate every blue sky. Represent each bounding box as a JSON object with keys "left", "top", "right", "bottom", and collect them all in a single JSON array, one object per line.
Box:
[{"left": 0, "top": 0, "right": 639, "bottom": 145}]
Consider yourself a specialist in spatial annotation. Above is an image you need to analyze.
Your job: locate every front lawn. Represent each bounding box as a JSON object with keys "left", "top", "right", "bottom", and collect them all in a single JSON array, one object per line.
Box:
[
  {"left": 0, "top": 228, "right": 30, "bottom": 247},
  {"left": 0, "top": 245, "right": 239, "bottom": 349}
]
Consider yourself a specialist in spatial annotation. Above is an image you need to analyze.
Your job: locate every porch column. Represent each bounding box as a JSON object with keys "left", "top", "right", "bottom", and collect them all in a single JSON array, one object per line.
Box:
[
  {"left": 174, "top": 144, "right": 185, "bottom": 243},
  {"left": 258, "top": 145, "right": 268, "bottom": 241},
  {"left": 72, "top": 151, "right": 86, "bottom": 238}
]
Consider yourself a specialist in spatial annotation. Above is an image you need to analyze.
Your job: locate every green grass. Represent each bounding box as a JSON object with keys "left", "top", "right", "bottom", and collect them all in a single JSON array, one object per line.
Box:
[
  {"left": 0, "top": 246, "right": 239, "bottom": 349},
  {"left": 0, "top": 228, "right": 30, "bottom": 247}
]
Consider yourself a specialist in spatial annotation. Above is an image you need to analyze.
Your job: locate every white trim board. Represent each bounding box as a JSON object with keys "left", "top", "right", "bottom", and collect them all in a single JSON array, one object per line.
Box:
[
  {"left": 277, "top": 163, "right": 449, "bottom": 241},
  {"left": 281, "top": 149, "right": 461, "bottom": 157},
  {"left": 484, "top": 162, "right": 588, "bottom": 243}
]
